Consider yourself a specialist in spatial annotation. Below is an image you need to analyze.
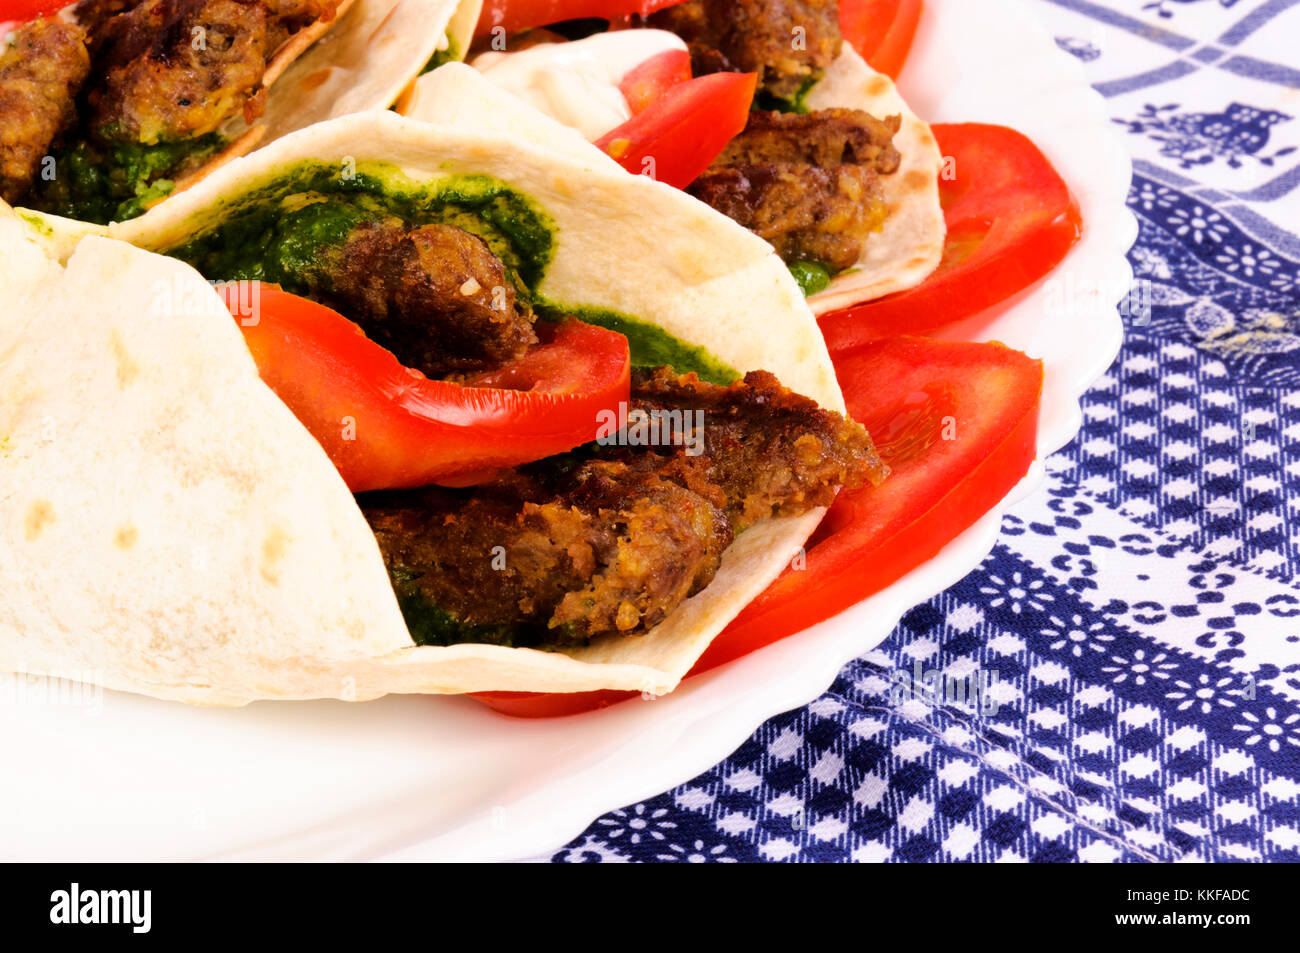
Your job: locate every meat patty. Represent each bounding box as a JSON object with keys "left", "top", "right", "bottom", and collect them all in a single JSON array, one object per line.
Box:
[
  {"left": 365, "top": 461, "right": 732, "bottom": 646},
  {"left": 691, "top": 162, "right": 887, "bottom": 271},
  {"left": 362, "top": 367, "right": 885, "bottom": 646},
  {"left": 0, "top": 19, "right": 91, "bottom": 204},
  {"left": 626, "top": 367, "right": 887, "bottom": 529},
  {"left": 87, "top": 0, "right": 334, "bottom": 145},
  {"left": 716, "top": 108, "right": 902, "bottom": 171},
  {"left": 300, "top": 216, "right": 537, "bottom": 379},
  {"left": 89, "top": 0, "right": 274, "bottom": 144},
  {"left": 689, "top": 109, "right": 901, "bottom": 272},
  {"left": 651, "top": 0, "right": 842, "bottom": 102}
]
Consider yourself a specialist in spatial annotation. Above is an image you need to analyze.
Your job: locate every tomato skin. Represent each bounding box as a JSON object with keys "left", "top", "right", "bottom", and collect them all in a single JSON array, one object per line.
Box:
[
  {"left": 216, "top": 282, "right": 631, "bottom": 492},
  {"left": 0, "top": 0, "right": 69, "bottom": 22},
  {"left": 819, "top": 123, "right": 1083, "bottom": 349},
  {"left": 696, "top": 337, "right": 1041, "bottom": 671},
  {"left": 595, "top": 70, "right": 756, "bottom": 188},
  {"left": 839, "top": 0, "right": 924, "bottom": 79},
  {"left": 474, "top": 0, "right": 688, "bottom": 37},
  {"left": 472, "top": 336, "right": 1042, "bottom": 718},
  {"left": 618, "top": 48, "right": 691, "bottom": 114}
]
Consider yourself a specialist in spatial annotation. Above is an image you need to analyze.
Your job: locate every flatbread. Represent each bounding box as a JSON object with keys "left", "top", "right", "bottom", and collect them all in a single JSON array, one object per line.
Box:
[{"left": 2, "top": 103, "right": 845, "bottom": 705}]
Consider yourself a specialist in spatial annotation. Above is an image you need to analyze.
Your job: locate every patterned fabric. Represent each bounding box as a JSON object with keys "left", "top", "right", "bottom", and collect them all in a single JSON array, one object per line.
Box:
[{"left": 541, "top": 0, "right": 1300, "bottom": 863}]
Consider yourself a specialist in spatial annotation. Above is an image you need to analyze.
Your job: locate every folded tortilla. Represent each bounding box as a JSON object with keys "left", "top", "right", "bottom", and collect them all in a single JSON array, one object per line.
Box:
[
  {"left": 1, "top": 103, "right": 845, "bottom": 705},
  {"left": 399, "top": 42, "right": 945, "bottom": 316}
]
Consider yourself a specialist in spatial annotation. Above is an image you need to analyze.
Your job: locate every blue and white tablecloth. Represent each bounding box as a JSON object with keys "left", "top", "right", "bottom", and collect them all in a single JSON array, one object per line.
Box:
[{"left": 542, "top": 0, "right": 1300, "bottom": 862}]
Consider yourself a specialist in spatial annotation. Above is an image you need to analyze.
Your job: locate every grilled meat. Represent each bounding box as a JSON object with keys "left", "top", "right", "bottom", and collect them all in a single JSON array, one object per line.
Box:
[
  {"left": 0, "top": 19, "right": 91, "bottom": 204},
  {"left": 88, "top": 0, "right": 276, "bottom": 144},
  {"left": 625, "top": 367, "right": 886, "bottom": 529},
  {"left": 689, "top": 109, "right": 901, "bottom": 272},
  {"left": 363, "top": 368, "right": 885, "bottom": 646},
  {"left": 289, "top": 216, "right": 537, "bottom": 379},
  {"left": 650, "top": 0, "right": 842, "bottom": 102},
  {"left": 715, "top": 107, "right": 902, "bottom": 170}
]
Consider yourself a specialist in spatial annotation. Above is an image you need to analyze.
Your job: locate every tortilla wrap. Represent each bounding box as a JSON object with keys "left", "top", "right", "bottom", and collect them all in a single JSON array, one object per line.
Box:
[
  {"left": 1, "top": 105, "right": 845, "bottom": 705},
  {"left": 399, "top": 42, "right": 945, "bottom": 316}
]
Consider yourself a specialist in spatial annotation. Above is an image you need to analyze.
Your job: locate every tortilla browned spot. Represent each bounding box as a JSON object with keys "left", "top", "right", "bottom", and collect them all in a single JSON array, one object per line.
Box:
[
  {"left": 260, "top": 525, "right": 290, "bottom": 585},
  {"left": 110, "top": 330, "right": 140, "bottom": 387},
  {"left": 114, "top": 524, "right": 138, "bottom": 550},
  {"left": 24, "top": 500, "right": 54, "bottom": 541}
]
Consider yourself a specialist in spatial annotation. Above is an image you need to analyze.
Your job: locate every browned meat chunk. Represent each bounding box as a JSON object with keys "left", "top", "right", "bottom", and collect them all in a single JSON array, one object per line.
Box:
[
  {"left": 651, "top": 0, "right": 842, "bottom": 102},
  {"left": 309, "top": 218, "right": 537, "bottom": 379},
  {"left": 362, "top": 367, "right": 885, "bottom": 646},
  {"left": 689, "top": 109, "right": 901, "bottom": 271},
  {"left": 366, "top": 461, "right": 732, "bottom": 645},
  {"left": 74, "top": 0, "right": 147, "bottom": 42},
  {"left": 89, "top": 0, "right": 275, "bottom": 144},
  {"left": 0, "top": 19, "right": 91, "bottom": 204},
  {"left": 626, "top": 367, "right": 887, "bottom": 530},
  {"left": 716, "top": 108, "right": 902, "bottom": 171},
  {"left": 691, "top": 162, "right": 886, "bottom": 271},
  {"left": 87, "top": 0, "right": 334, "bottom": 145}
]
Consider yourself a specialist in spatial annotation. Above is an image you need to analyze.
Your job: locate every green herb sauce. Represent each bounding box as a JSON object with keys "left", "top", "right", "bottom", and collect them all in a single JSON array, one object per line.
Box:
[
  {"left": 28, "top": 133, "right": 224, "bottom": 225},
  {"left": 397, "top": 586, "right": 564, "bottom": 648},
  {"left": 544, "top": 304, "right": 740, "bottom": 385},
  {"left": 418, "top": 33, "right": 459, "bottom": 74},
  {"left": 788, "top": 260, "right": 832, "bottom": 296},
  {"left": 755, "top": 75, "right": 819, "bottom": 115},
  {"left": 165, "top": 162, "right": 556, "bottom": 298}
]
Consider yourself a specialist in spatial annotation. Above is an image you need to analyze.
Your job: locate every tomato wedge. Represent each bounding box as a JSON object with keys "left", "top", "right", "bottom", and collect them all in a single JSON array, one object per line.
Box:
[
  {"left": 839, "top": 0, "right": 924, "bottom": 79},
  {"left": 474, "top": 0, "right": 689, "bottom": 38},
  {"left": 473, "top": 336, "right": 1042, "bottom": 717},
  {"left": 595, "top": 70, "right": 756, "bottom": 188},
  {"left": 0, "top": 0, "right": 69, "bottom": 22},
  {"left": 618, "top": 48, "right": 692, "bottom": 114},
  {"left": 215, "top": 282, "right": 630, "bottom": 492},
  {"left": 819, "top": 123, "right": 1083, "bottom": 350}
]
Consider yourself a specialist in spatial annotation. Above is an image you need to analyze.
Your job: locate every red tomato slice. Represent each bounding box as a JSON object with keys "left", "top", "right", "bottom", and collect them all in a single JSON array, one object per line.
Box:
[
  {"left": 618, "top": 48, "right": 692, "bottom": 114},
  {"left": 474, "top": 0, "right": 689, "bottom": 38},
  {"left": 0, "top": 0, "right": 69, "bottom": 21},
  {"left": 694, "top": 337, "right": 1041, "bottom": 671},
  {"left": 595, "top": 71, "right": 756, "bottom": 188},
  {"left": 473, "top": 335, "right": 1042, "bottom": 718},
  {"left": 839, "top": 0, "right": 923, "bottom": 79},
  {"left": 819, "top": 123, "right": 1083, "bottom": 350},
  {"left": 215, "top": 282, "right": 630, "bottom": 492}
]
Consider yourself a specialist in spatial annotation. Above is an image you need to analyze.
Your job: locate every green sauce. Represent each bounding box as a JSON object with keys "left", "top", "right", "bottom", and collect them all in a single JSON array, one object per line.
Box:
[
  {"left": 165, "top": 160, "right": 740, "bottom": 382},
  {"left": 545, "top": 304, "right": 740, "bottom": 385},
  {"left": 418, "top": 33, "right": 459, "bottom": 74},
  {"left": 788, "top": 260, "right": 832, "bottom": 296},
  {"left": 756, "top": 75, "right": 819, "bottom": 115},
  {"left": 165, "top": 162, "right": 556, "bottom": 297},
  {"left": 28, "top": 133, "right": 224, "bottom": 225},
  {"left": 396, "top": 580, "right": 577, "bottom": 649}
]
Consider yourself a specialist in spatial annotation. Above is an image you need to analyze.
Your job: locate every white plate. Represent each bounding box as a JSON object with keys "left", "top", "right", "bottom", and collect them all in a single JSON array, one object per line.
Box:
[{"left": 0, "top": 0, "right": 1133, "bottom": 862}]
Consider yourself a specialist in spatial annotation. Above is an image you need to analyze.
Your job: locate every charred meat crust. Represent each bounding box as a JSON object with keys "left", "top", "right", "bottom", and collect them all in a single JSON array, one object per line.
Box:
[
  {"left": 650, "top": 0, "right": 843, "bottom": 102},
  {"left": 366, "top": 463, "right": 732, "bottom": 646},
  {"left": 0, "top": 0, "right": 337, "bottom": 207},
  {"left": 689, "top": 110, "right": 902, "bottom": 272},
  {"left": 302, "top": 218, "right": 538, "bottom": 379},
  {"left": 715, "top": 108, "right": 902, "bottom": 172},
  {"left": 363, "top": 369, "right": 886, "bottom": 646},
  {"left": 88, "top": 0, "right": 339, "bottom": 145},
  {"left": 626, "top": 367, "right": 887, "bottom": 530},
  {"left": 0, "top": 19, "right": 92, "bottom": 204}
]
